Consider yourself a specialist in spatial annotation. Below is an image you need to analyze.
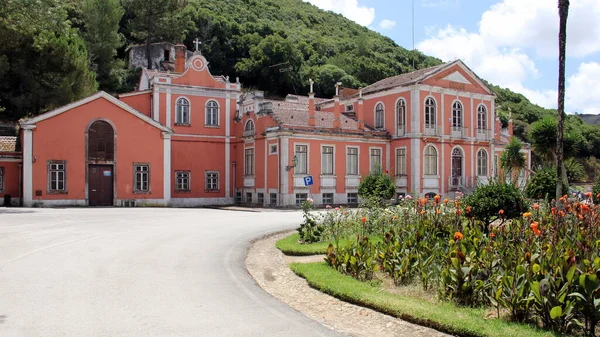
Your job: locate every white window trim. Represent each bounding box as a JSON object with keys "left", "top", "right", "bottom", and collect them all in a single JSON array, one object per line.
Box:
[
  {"left": 345, "top": 145, "right": 360, "bottom": 176},
  {"left": 476, "top": 103, "right": 488, "bottom": 130},
  {"left": 205, "top": 171, "right": 220, "bottom": 191},
  {"left": 174, "top": 96, "right": 191, "bottom": 125},
  {"left": 244, "top": 119, "right": 255, "bottom": 134},
  {"left": 293, "top": 142, "right": 310, "bottom": 176},
  {"left": 395, "top": 97, "right": 407, "bottom": 135},
  {"left": 450, "top": 145, "right": 466, "bottom": 178},
  {"left": 369, "top": 146, "right": 383, "bottom": 173},
  {"left": 476, "top": 148, "right": 489, "bottom": 177},
  {"left": 374, "top": 101, "right": 385, "bottom": 129},
  {"left": 320, "top": 144, "right": 335, "bottom": 176},
  {"left": 244, "top": 146, "right": 255, "bottom": 176},
  {"left": 205, "top": 100, "right": 220, "bottom": 127},
  {"left": 451, "top": 99, "right": 463, "bottom": 128},
  {"left": 423, "top": 144, "right": 438, "bottom": 176},
  {"left": 423, "top": 96, "right": 437, "bottom": 129},
  {"left": 395, "top": 146, "right": 407, "bottom": 176},
  {"left": 133, "top": 163, "right": 151, "bottom": 193},
  {"left": 175, "top": 170, "right": 191, "bottom": 192},
  {"left": 48, "top": 160, "right": 67, "bottom": 193},
  {"left": 269, "top": 143, "right": 278, "bottom": 155}
]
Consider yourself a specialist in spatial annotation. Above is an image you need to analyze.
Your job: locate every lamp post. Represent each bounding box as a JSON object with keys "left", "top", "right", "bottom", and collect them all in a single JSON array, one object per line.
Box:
[{"left": 286, "top": 155, "right": 299, "bottom": 172}]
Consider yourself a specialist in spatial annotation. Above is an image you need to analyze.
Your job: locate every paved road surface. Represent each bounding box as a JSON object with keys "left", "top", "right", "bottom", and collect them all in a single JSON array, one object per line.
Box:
[{"left": 0, "top": 208, "right": 346, "bottom": 337}]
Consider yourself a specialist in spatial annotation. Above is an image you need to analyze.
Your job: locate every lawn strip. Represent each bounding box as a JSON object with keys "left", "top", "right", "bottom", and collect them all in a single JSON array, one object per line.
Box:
[
  {"left": 276, "top": 233, "right": 382, "bottom": 256},
  {"left": 290, "top": 262, "right": 558, "bottom": 337}
]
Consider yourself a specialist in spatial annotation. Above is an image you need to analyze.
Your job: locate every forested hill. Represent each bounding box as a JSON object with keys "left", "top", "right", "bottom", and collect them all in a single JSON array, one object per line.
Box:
[{"left": 2, "top": 0, "right": 600, "bottom": 179}]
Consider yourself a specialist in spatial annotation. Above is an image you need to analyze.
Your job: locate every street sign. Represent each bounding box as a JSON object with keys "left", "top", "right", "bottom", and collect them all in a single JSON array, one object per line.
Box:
[{"left": 303, "top": 175, "right": 314, "bottom": 186}]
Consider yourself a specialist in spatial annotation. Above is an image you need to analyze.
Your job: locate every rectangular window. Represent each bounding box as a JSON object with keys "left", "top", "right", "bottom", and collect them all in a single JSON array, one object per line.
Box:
[
  {"left": 175, "top": 171, "right": 190, "bottom": 191},
  {"left": 346, "top": 147, "right": 358, "bottom": 175},
  {"left": 134, "top": 164, "right": 150, "bottom": 192},
  {"left": 396, "top": 148, "right": 406, "bottom": 176},
  {"left": 370, "top": 148, "right": 382, "bottom": 172},
  {"left": 270, "top": 193, "right": 277, "bottom": 205},
  {"left": 295, "top": 193, "right": 308, "bottom": 206},
  {"left": 246, "top": 192, "right": 253, "bottom": 203},
  {"left": 269, "top": 144, "right": 278, "bottom": 154},
  {"left": 257, "top": 193, "right": 264, "bottom": 204},
  {"left": 347, "top": 193, "right": 358, "bottom": 204},
  {"left": 235, "top": 192, "right": 242, "bottom": 203},
  {"left": 205, "top": 171, "right": 219, "bottom": 191},
  {"left": 244, "top": 148, "right": 254, "bottom": 176},
  {"left": 0, "top": 167, "right": 4, "bottom": 192},
  {"left": 295, "top": 145, "right": 308, "bottom": 174},
  {"left": 322, "top": 193, "right": 334, "bottom": 205},
  {"left": 48, "top": 161, "right": 66, "bottom": 192},
  {"left": 321, "top": 146, "right": 334, "bottom": 175}
]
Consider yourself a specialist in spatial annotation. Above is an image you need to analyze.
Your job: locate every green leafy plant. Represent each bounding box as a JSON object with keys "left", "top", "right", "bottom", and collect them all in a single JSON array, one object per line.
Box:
[
  {"left": 297, "top": 198, "right": 324, "bottom": 243},
  {"left": 525, "top": 167, "right": 567, "bottom": 202},
  {"left": 464, "top": 181, "right": 527, "bottom": 229},
  {"left": 358, "top": 167, "right": 395, "bottom": 202}
]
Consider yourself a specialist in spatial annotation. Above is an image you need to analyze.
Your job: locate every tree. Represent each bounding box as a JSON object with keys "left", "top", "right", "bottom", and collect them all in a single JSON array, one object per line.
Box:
[
  {"left": 123, "top": 0, "right": 188, "bottom": 69},
  {"left": 556, "top": 0, "right": 570, "bottom": 200},
  {"left": 358, "top": 168, "right": 395, "bottom": 202},
  {"left": 500, "top": 137, "right": 527, "bottom": 186},
  {"left": 81, "top": 0, "right": 125, "bottom": 92}
]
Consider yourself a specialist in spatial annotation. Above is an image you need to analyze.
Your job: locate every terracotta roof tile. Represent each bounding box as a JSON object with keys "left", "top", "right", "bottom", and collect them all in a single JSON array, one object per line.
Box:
[
  {"left": 360, "top": 63, "right": 448, "bottom": 95},
  {"left": 267, "top": 99, "right": 363, "bottom": 131},
  {"left": 0, "top": 136, "right": 17, "bottom": 152}
]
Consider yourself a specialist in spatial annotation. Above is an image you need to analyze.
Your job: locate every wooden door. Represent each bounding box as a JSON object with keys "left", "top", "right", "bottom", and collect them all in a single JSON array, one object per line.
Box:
[
  {"left": 89, "top": 165, "right": 113, "bottom": 206},
  {"left": 452, "top": 155, "right": 462, "bottom": 186}
]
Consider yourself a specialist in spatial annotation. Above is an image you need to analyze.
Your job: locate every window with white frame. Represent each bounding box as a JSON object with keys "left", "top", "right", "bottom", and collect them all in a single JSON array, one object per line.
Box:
[
  {"left": 452, "top": 101, "right": 463, "bottom": 128},
  {"left": 175, "top": 171, "right": 190, "bottom": 191},
  {"left": 205, "top": 100, "right": 219, "bottom": 126},
  {"left": 425, "top": 97, "right": 436, "bottom": 128},
  {"left": 244, "top": 119, "right": 255, "bottom": 137},
  {"left": 477, "top": 105, "right": 487, "bottom": 130},
  {"left": 295, "top": 145, "right": 308, "bottom": 174},
  {"left": 134, "top": 164, "right": 150, "bottom": 192},
  {"left": 176, "top": 98, "right": 190, "bottom": 125},
  {"left": 0, "top": 167, "right": 4, "bottom": 192},
  {"left": 322, "top": 193, "right": 333, "bottom": 205},
  {"left": 396, "top": 148, "right": 406, "bottom": 176},
  {"left": 424, "top": 146, "right": 438, "bottom": 175},
  {"left": 244, "top": 148, "right": 254, "bottom": 176},
  {"left": 206, "top": 171, "right": 219, "bottom": 191},
  {"left": 269, "top": 144, "right": 278, "bottom": 154},
  {"left": 270, "top": 193, "right": 277, "bottom": 205},
  {"left": 477, "top": 149, "right": 488, "bottom": 176},
  {"left": 257, "top": 193, "right": 264, "bottom": 204},
  {"left": 48, "top": 161, "right": 66, "bottom": 192},
  {"left": 321, "top": 146, "right": 334, "bottom": 175},
  {"left": 347, "top": 193, "right": 358, "bottom": 204},
  {"left": 374, "top": 103, "right": 384, "bottom": 128},
  {"left": 346, "top": 147, "right": 358, "bottom": 175},
  {"left": 295, "top": 193, "right": 308, "bottom": 206},
  {"left": 370, "top": 148, "right": 382, "bottom": 172},
  {"left": 396, "top": 99, "right": 406, "bottom": 135}
]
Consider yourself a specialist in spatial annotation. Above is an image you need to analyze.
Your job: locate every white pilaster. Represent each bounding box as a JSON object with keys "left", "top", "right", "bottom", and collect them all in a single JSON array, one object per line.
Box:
[
  {"left": 152, "top": 86, "right": 160, "bottom": 121},
  {"left": 441, "top": 140, "right": 445, "bottom": 194},
  {"left": 264, "top": 140, "right": 268, "bottom": 206},
  {"left": 166, "top": 88, "right": 172, "bottom": 128},
  {"left": 225, "top": 92, "right": 231, "bottom": 198},
  {"left": 280, "top": 137, "right": 290, "bottom": 204},
  {"left": 441, "top": 92, "right": 445, "bottom": 136},
  {"left": 385, "top": 142, "right": 390, "bottom": 172},
  {"left": 410, "top": 89, "right": 420, "bottom": 133},
  {"left": 470, "top": 96, "right": 475, "bottom": 137},
  {"left": 22, "top": 126, "right": 35, "bottom": 207},
  {"left": 163, "top": 132, "right": 172, "bottom": 205},
  {"left": 411, "top": 138, "right": 420, "bottom": 194}
]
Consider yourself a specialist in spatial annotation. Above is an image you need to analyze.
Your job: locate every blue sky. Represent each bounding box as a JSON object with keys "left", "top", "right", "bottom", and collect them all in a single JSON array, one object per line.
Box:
[{"left": 304, "top": 0, "right": 600, "bottom": 114}]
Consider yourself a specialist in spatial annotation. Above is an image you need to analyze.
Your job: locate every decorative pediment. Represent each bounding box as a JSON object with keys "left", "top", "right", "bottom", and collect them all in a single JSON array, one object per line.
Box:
[{"left": 442, "top": 71, "right": 472, "bottom": 84}]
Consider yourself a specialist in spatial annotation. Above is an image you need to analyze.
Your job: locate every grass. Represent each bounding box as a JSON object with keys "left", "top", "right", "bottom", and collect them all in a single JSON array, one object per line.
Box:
[
  {"left": 276, "top": 233, "right": 382, "bottom": 256},
  {"left": 290, "top": 262, "right": 560, "bottom": 337}
]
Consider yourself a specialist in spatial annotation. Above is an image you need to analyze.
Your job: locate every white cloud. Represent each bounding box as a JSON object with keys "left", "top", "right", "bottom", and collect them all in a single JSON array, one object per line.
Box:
[
  {"left": 379, "top": 19, "right": 396, "bottom": 30},
  {"left": 422, "top": 0, "right": 458, "bottom": 8},
  {"left": 303, "top": 0, "right": 376, "bottom": 26},
  {"left": 566, "top": 62, "right": 600, "bottom": 114},
  {"left": 417, "top": 0, "right": 600, "bottom": 113}
]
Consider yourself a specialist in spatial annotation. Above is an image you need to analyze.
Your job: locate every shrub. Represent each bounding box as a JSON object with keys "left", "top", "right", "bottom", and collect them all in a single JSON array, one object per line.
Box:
[
  {"left": 593, "top": 175, "right": 600, "bottom": 203},
  {"left": 325, "top": 236, "right": 377, "bottom": 281},
  {"left": 358, "top": 168, "right": 395, "bottom": 201},
  {"left": 565, "top": 158, "right": 586, "bottom": 183},
  {"left": 464, "top": 181, "right": 527, "bottom": 226},
  {"left": 297, "top": 198, "right": 324, "bottom": 243},
  {"left": 525, "top": 167, "right": 567, "bottom": 202}
]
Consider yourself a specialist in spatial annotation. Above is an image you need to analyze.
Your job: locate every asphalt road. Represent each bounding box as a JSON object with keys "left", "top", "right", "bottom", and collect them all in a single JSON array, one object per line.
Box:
[{"left": 0, "top": 208, "right": 346, "bottom": 337}]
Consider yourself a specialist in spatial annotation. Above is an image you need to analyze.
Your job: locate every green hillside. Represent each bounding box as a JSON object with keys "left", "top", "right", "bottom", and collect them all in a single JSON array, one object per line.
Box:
[{"left": 1, "top": 0, "right": 599, "bottom": 180}]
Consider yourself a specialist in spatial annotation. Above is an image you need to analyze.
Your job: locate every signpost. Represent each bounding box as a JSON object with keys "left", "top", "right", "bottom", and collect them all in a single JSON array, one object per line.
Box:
[{"left": 303, "top": 175, "right": 313, "bottom": 186}]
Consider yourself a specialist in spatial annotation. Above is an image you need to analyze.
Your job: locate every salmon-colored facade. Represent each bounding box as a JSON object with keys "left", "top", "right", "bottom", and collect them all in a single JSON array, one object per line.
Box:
[{"left": 7, "top": 46, "right": 528, "bottom": 208}]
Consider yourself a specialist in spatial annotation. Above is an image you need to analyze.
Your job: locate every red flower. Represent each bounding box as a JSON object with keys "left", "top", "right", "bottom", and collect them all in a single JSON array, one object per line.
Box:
[{"left": 361, "top": 217, "right": 367, "bottom": 223}]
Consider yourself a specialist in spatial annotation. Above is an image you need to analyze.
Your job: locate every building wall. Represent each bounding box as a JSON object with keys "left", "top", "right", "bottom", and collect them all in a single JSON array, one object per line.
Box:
[
  {"left": 119, "top": 92, "right": 152, "bottom": 117},
  {"left": 0, "top": 160, "right": 21, "bottom": 204},
  {"left": 28, "top": 98, "right": 165, "bottom": 205}
]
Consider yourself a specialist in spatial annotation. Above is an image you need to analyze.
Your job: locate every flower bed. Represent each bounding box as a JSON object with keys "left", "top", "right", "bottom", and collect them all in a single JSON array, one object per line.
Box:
[{"left": 295, "top": 192, "right": 600, "bottom": 336}]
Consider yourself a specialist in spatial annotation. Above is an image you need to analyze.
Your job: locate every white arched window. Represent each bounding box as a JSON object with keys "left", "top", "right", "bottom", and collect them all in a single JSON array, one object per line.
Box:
[
  {"left": 477, "top": 149, "right": 488, "bottom": 176},
  {"left": 244, "top": 119, "right": 255, "bottom": 137},
  {"left": 205, "top": 100, "right": 219, "bottom": 126},
  {"left": 375, "top": 103, "right": 384, "bottom": 129},
  {"left": 424, "top": 98, "right": 436, "bottom": 129},
  {"left": 477, "top": 105, "right": 487, "bottom": 130},
  {"left": 396, "top": 99, "right": 406, "bottom": 136},
  {"left": 176, "top": 98, "right": 190, "bottom": 124},
  {"left": 452, "top": 101, "right": 463, "bottom": 129},
  {"left": 424, "top": 145, "right": 437, "bottom": 175}
]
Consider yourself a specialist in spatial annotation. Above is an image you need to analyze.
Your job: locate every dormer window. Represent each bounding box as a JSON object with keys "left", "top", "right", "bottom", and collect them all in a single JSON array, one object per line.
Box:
[
  {"left": 346, "top": 104, "right": 354, "bottom": 112},
  {"left": 244, "top": 120, "right": 255, "bottom": 137}
]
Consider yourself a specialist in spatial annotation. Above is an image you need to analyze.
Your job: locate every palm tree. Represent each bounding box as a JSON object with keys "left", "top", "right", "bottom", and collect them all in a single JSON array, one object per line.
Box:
[
  {"left": 500, "top": 137, "right": 527, "bottom": 187},
  {"left": 556, "top": 0, "right": 570, "bottom": 200}
]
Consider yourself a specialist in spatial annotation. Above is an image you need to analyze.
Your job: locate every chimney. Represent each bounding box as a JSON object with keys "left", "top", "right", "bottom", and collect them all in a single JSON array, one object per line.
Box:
[
  {"left": 495, "top": 117, "right": 501, "bottom": 141},
  {"left": 174, "top": 43, "right": 187, "bottom": 73},
  {"left": 507, "top": 107, "right": 514, "bottom": 136},
  {"left": 357, "top": 88, "right": 364, "bottom": 130},
  {"left": 333, "top": 82, "right": 341, "bottom": 129},
  {"left": 308, "top": 79, "right": 316, "bottom": 127}
]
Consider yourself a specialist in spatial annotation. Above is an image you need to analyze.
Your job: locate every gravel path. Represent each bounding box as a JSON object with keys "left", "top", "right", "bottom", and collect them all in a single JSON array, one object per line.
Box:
[{"left": 245, "top": 231, "right": 451, "bottom": 337}]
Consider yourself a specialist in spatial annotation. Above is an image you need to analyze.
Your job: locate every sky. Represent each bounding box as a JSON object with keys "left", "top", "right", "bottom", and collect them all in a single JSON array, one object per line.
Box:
[{"left": 303, "top": 0, "right": 600, "bottom": 114}]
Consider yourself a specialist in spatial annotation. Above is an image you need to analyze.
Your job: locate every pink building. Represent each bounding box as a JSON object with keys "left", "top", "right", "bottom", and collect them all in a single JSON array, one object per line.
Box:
[{"left": 0, "top": 44, "right": 529, "bottom": 207}]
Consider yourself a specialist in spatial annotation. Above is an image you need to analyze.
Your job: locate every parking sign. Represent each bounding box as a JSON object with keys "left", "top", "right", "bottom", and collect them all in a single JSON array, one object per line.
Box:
[{"left": 303, "top": 175, "right": 314, "bottom": 186}]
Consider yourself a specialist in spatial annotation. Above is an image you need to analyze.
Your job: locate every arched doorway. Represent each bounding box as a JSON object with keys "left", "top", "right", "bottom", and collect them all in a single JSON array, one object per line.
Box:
[
  {"left": 87, "top": 120, "right": 115, "bottom": 206},
  {"left": 451, "top": 148, "right": 463, "bottom": 187}
]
